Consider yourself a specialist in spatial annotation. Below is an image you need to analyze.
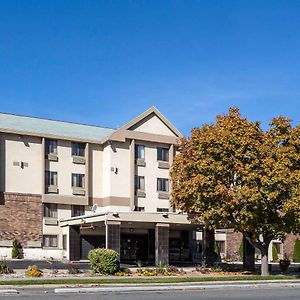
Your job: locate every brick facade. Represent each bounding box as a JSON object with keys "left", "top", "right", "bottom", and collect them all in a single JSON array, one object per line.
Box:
[
  {"left": 0, "top": 192, "right": 42, "bottom": 247},
  {"left": 225, "top": 229, "right": 243, "bottom": 261},
  {"left": 283, "top": 233, "right": 300, "bottom": 260}
]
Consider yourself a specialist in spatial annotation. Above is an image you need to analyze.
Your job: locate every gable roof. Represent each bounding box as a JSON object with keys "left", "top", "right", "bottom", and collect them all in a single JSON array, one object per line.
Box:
[
  {"left": 0, "top": 112, "right": 116, "bottom": 142},
  {"left": 116, "top": 107, "right": 182, "bottom": 137}
]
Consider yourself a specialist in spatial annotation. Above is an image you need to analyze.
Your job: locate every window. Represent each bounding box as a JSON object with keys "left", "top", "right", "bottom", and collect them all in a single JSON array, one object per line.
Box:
[
  {"left": 216, "top": 241, "right": 225, "bottom": 253},
  {"left": 43, "top": 203, "right": 58, "bottom": 218},
  {"left": 72, "top": 173, "right": 85, "bottom": 188},
  {"left": 72, "top": 142, "right": 85, "bottom": 157},
  {"left": 71, "top": 205, "right": 85, "bottom": 217},
  {"left": 135, "top": 144, "right": 145, "bottom": 159},
  {"left": 157, "top": 147, "right": 169, "bottom": 162},
  {"left": 157, "top": 178, "right": 169, "bottom": 192},
  {"left": 157, "top": 208, "right": 169, "bottom": 212},
  {"left": 45, "top": 139, "right": 57, "bottom": 155},
  {"left": 134, "top": 206, "right": 145, "bottom": 212},
  {"left": 43, "top": 235, "right": 58, "bottom": 248},
  {"left": 62, "top": 235, "right": 67, "bottom": 250},
  {"left": 45, "top": 171, "right": 58, "bottom": 186},
  {"left": 135, "top": 175, "right": 145, "bottom": 191}
]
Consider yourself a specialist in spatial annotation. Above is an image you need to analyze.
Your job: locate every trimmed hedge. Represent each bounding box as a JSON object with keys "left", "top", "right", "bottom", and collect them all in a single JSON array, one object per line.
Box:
[
  {"left": 293, "top": 239, "right": 300, "bottom": 262},
  {"left": 88, "top": 248, "right": 119, "bottom": 275}
]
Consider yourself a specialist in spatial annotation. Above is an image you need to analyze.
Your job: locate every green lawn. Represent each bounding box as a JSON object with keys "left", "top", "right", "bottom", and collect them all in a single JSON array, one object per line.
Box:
[{"left": 0, "top": 275, "right": 299, "bottom": 286}]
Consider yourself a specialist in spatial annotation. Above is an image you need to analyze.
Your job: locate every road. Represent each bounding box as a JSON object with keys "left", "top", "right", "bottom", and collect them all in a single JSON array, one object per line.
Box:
[{"left": 0, "top": 286, "right": 300, "bottom": 300}]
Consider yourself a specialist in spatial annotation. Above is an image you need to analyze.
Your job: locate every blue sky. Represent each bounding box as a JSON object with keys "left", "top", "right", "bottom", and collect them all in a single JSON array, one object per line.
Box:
[{"left": 0, "top": 0, "right": 300, "bottom": 135}]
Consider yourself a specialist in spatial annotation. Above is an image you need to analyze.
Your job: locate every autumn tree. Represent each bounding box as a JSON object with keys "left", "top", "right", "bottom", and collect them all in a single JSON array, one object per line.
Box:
[{"left": 171, "top": 108, "right": 300, "bottom": 275}]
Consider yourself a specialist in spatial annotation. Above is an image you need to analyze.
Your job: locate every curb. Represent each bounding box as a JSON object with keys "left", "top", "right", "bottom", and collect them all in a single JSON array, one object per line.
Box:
[
  {"left": 0, "top": 289, "right": 19, "bottom": 295},
  {"left": 54, "top": 282, "right": 300, "bottom": 294}
]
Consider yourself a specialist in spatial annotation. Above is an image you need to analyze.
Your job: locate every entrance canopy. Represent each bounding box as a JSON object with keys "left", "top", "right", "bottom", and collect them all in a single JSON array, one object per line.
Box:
[{"left": 60, "top": 211, "right": 202, "bottom": 230}]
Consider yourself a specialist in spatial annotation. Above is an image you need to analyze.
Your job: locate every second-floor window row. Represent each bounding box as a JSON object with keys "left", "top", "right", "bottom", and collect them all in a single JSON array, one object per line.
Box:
[{"left": 45, "top": 172, "right": 85, "bottom": 188}]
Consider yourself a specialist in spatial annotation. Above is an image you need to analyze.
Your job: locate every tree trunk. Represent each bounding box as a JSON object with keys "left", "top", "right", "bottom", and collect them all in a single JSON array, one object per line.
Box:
[
  {"left": 260, "top": 245, "right": 270, "bottom": 276},
  {"left": 202, "top": 227, "right": 215, "bottom": 267}
]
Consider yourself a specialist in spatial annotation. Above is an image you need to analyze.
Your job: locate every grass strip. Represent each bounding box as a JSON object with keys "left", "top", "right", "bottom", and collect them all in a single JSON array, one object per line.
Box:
[{"left": 0, "top": 275, "right": 299, "bottom": 286}]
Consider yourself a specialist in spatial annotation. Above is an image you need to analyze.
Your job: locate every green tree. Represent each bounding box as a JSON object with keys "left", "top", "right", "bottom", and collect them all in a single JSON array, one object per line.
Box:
[{"left": 171, "top": 108, "right": 300, "bottom": 275}]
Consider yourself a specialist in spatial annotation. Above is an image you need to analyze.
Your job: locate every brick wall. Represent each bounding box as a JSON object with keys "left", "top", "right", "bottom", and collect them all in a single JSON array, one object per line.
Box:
[
  {"left": 283, "top": 233, "right": 300, "bottom": 260},
  {"left": 0, "top": 192, "right": 42, "bottom": 247},
  {"left": 225, "top": 229, "right": 243, "bottom": 261}
]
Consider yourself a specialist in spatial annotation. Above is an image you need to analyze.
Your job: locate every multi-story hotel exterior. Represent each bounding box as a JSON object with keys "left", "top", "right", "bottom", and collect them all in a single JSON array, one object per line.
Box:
[
  {"left": 0, "top": 107, "right": 207, "bottom": 264},
  {"left": 0, "top": 107, "right": 296, "bottom": 264}
]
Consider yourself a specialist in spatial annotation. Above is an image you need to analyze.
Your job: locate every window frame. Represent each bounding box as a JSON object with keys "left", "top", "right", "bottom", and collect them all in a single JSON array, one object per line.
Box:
[
  {"left": 43, "top": 235, "right": 58, "bottom": 248},
  {"left": 71, "top": 142, "right": 85, "bottom": 157},
  {"left": 157, "top": 147, "right": 169, "bottom": 162},
  {"left": 157, "top": 208, "right": 169, "bottom": 212},
  {"left": 45, "top": 139, "right": 58, "bottom": 155},
  {"left": 134, "top": 206, "right": 145, "bottom": 212},
  {"left": 45, "top": 170, "right": 58, "bottom": 187},
  {"left": 71, "top": 205, "right": 85, "bottom": 217},
  {"left": 71, "top": 173, "right": 85, "bottom": 188},
  {"left": 43, "top": 203, "right": 58, "bottom": 218},
  {"left": 157, "top": 178, "right": 169, "bottom": 192},
  {"left": 135, "top": 144, "right": 145, "bottom": 160},
  {"left": 135, "top": 175, "right": 145, "bottom": 191}
]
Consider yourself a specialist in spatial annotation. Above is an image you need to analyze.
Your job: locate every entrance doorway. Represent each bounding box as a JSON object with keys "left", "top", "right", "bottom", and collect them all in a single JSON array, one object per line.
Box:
[{"left": 120, "top": 234, "right": 148, "bottom": 263}]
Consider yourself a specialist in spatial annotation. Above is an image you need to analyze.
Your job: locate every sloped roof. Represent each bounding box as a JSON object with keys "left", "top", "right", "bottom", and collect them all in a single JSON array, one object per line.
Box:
[{"left": 0, "top": 112, "right": 116, "bottom": 142}]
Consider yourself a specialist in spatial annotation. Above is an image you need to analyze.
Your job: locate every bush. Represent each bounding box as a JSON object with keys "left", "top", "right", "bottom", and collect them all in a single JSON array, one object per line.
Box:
[
  {"left": 115, "top": 268, "right": 132, "bottom": 276},
  {"left": 88, "top": 248, "right": 119, "bottom": 275},
  {"left": 142, "top": 268, "right": 156, "bottom": 276},
  {"left": 272, "top": 244, "right": 279, "bottom": 262},
  {"left": 0, "top": 260, "right": 14, "bottom": 274},
  {"left": 293, "top": 239, "right": 300, "bottom": 262},
  {"left": 11, "top": 239, "right": 21, "bottom": 259},
  {"left": 67, "top": 263, "right": 81, "bottom": 275},
  {"left": 166, "top": 265, "right": 178, "bottom": 273},
  {"left": 25, "top": 265, "right": 43, "bottom": 277},
  {"left": 239, "top": 240, "right": 244, "bottom": 260}
]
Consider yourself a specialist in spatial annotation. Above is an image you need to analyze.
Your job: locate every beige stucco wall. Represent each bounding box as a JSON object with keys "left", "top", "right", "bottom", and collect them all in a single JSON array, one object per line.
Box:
[
  {"left": 46, "top": 140, "right": 86, "bottom": 196},
  {"left": 90, "top": 143, "right": 103, "bottom": 198},
  {"left": 132, "top": 114, "right": 176, "bottom": 137},
  {"left": 0, "top": 133, "right": 43, "bottom": 194},
  {"left": 135, "top": 140, "right": 171, "bottom": 212}
]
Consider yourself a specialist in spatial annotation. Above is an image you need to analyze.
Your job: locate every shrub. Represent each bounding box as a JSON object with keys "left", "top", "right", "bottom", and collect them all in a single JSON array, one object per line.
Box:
[
  {"left": 166, "top": 265, "right": 178, "bottom": 273},
  {"left": 26, "top": 265, "right": 43, "bottom": 277},
  {"left": 136, "top": 260, "right": 143, "bottom": 274},
  {"left": 67, "top": 263, "right": 81, "bottom": 275},
  {"left": 0, "top": 260, "right": 14, "bottom": 274},
  {"left": 88, "top": 248, "right": 119, "bottom": 275},
  {"left": 156, "top": 262, "right": 166, "bottom": 274},
  {"left": 11, "top": 239, "right": 21, "bottom": 259},
  {"left": 115, "top": 268, "right": 132, "bottom": 276},
  {"left": 143, "top": 268, "right": 156, "bottom": 276},
  {"left": 239, "top": 240, "right": 244, "bottom": 260},
  {"left": 293, "top": 239, "right": 300, "bottom": 263},
  {"left": 272, "top": 244, "right": 279, "bottom": 262}
]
